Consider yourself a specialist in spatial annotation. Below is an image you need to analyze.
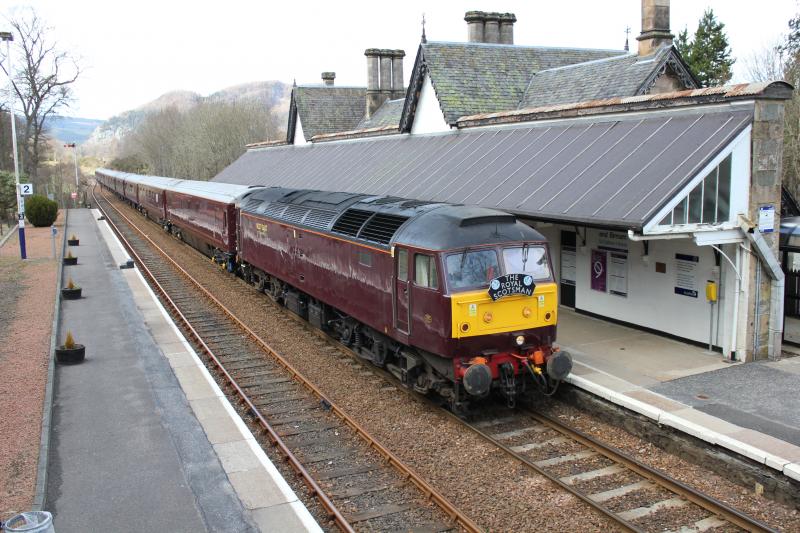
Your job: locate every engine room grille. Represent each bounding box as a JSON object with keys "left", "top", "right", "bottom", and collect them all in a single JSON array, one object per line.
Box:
[
  {"left": 303, "top": 209, "right": 337, "bottom": 230},
  {"left": 359, "top": 213, "right": 409, "bottom": 244},
  {"left": 332, "top": 209, "right": 373, "bottom": 238},
  {"left": 282, "top": 204, "right": 310, "bottom": 224},
  {"left": 263, "top": 203, "right": 288, "bottom": 218}
]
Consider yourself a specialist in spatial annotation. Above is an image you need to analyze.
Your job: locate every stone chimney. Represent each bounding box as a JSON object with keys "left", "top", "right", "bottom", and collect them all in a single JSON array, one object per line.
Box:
[
  {"left": 365, "top": 48, "right": 382, "bottom": 118},
  {"left": 637, "top": 0, "right": 673, "bottom": 56},
  {"left": 499, "top": 13, "right": 516, "bottom": 45},
  {"left": 483, "top": 13, "right": 501, "bottom": 44},
  {"left": 380, "top": 49, "right": 393, "bottom": 100},
  {"left": 391, "top": 50, "right": 405, "bottom": 100},
  {"left": 321, "top": 72, "right": 335, "bottom": 86},
  {"left": 465, "top": 11, "right": 515, "bottom": 44},
  {"left": 465, "top": 11, "right": 485, "bottom": 43}
]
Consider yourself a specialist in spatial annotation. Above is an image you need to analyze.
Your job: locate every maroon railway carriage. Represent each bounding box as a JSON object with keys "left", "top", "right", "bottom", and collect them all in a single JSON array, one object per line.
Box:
[
  {"left": 164, "top": 180, "right": 256, "bottom": 265},
  {"left": 134, "top": 176, "right": 183, "bottom": 223},
  {"left": 238, "top": 187, "right": 569, "bottom": 409}
]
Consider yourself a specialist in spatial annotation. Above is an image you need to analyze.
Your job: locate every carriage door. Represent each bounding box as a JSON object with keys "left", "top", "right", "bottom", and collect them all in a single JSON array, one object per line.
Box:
[{"left": 394, "top": 248, "right": 410, "bottom": 333}]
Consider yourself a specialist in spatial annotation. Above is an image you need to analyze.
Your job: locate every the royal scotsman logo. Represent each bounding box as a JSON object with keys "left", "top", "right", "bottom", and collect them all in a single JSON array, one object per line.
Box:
[{"left": 488, "top": 273, "right": 535, "bottom": 301}]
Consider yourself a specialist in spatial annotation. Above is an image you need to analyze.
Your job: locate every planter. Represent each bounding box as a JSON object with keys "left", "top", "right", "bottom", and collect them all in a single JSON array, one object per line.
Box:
[
  {"left": 55, "top": 344, "right": 85, "bottom": 364},
  {"left": 63, "top": 256, "right": 78, "bottom": 265},
  {"left": 67, "top": 239, "right": 79, "bottom": 246},
  {"left": 61, "top": 287, "right": 82, "bottom": 299}
]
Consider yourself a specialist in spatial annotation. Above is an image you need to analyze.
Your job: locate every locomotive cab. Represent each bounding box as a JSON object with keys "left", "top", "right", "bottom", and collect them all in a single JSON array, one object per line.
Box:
[{"left": 392, "top": 207, "right": 572, "bottom": 409}]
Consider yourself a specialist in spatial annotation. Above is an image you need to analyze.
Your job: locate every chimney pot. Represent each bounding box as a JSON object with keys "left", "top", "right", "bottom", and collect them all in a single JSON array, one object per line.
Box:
[
  {"left": 465, "top": 11, "right": 486, "bottom": 43},
  {"left": 637, "top": 0, "right": 673, "bottom": 56},
  {"left": 391, "top": 50, "right": 405, "bottom": 99},
  {"left": 499, "top": 13, "right": 516, "bottom": 45},
  {"left": 321, "top": 72, "right": 335, "bottom": 86},
  {"left": 365, "top": 48, "right": 381, "bottom": 117},
  {"left": 483, "top": 12, "right": 501, "bottom": 44}
]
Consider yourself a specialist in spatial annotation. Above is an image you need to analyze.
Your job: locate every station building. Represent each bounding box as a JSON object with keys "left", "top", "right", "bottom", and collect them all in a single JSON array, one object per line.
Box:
[{"left": 215, "top": 1, "right": 793, "bottom": 363}]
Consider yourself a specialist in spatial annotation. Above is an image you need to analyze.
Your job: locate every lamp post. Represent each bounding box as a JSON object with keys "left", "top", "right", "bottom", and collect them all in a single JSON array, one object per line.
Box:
[
  {"left": 1, "top": 30, "right": 25, "bottom": 259},
  {"left": 64, "top": 142, "right": 78, "bottom": 207}
]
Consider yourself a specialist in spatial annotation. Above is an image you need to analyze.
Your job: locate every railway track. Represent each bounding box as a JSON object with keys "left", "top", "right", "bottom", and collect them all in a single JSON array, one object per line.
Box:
[
  {"left": 462, "top": 405, "right": 776, "bottom": 533},
  {"left": 96, "top": 188, "right": 778, "bottom": 533},
  {"left": 93, "top": 188, "right": 479, "bottom": 533}
]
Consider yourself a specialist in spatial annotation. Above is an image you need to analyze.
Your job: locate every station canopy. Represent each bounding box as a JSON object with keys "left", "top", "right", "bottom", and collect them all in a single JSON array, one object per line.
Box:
[{"left": 213, "top": 107, "right": 752, "bottom": 231}]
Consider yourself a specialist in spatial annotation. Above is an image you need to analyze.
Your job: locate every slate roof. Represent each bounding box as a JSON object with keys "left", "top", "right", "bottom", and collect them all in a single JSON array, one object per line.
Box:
[
  {"left": 214, "top": 105, "right": 752, "bottom": 230},
  {"left": 288, "top": 86, "right": 366, "bottom": 142},
  {"left": 414, "top": 42, "right": 625, "bottom": 125},
  {"left": 518, "top": 46, "right": 698, "bottom": 109},
  {"left": 356, "top": 98, "right": 404, "bottom": 130}
]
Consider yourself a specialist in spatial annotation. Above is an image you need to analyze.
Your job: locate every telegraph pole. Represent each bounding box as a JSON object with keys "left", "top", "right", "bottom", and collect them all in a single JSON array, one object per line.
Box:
[
  {"left": 64, "top": 142, "right": 78, "bottom": 207},
  {"left": 1, "top": 31, "right": 26, "bottom": 259}
]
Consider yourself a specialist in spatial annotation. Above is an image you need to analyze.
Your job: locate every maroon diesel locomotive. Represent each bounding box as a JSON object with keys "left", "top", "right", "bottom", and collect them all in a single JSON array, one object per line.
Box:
[
  {"left": 95, "top": 169, "right": 571, "bottom": 409},
  {"left": 238, "top": 187, "right": 570, "bottom": 410}
]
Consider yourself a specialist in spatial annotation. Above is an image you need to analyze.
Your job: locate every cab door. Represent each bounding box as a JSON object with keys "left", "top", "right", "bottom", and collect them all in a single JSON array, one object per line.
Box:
[{"left": 394, "top": 247, "right": 410, "bottom": 333}]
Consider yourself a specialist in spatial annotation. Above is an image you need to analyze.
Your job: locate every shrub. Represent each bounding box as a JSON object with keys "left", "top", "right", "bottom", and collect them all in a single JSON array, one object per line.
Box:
[
  {"left": 25, "top": 194, "right": 58, "bottom": 227},
  {"left": 64, "top": 331, "right": 75, "bottom": 349}
]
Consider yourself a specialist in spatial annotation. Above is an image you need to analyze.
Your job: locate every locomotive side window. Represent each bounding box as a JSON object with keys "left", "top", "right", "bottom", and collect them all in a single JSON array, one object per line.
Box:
[
  {"left": 445, "top": 249, "right": 500, "bottom": 290},
  {"left": 414, "top": 254, "right": 438, "bottom": 289},
  {"left": 503, "top": 245, "right": 551, "bottom": 280},
  {"left": 397, "top": 249, "right": 408, "bottom": 281},
  {"left": 358, "top": 250, "right": 372, "bottom": 267}
]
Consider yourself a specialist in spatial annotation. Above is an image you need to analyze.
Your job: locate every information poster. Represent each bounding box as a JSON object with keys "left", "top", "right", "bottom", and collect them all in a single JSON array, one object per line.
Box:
[
  {"left": 675, "top": 253, "right": 699, "bottom": 297},
  {"left": 608, "top": 252, "right": 628, "bottom": 297},
  {"left": 561, "top": 246, "right": 576, "bottom": 286},
  {"left": 591, "top": 249, "right": 607, "bottom": 292}
]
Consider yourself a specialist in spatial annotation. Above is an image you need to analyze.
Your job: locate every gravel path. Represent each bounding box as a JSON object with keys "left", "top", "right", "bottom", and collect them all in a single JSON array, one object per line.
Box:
[
  {"left": 114, "top": 196, "right": 800, "bottom": 531},
  {"left": 0, "top": 214, "right": 63, "bottom": 521}
]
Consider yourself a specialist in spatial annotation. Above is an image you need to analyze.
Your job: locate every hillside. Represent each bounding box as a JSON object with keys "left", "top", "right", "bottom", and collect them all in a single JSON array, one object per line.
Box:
[
  {"left": 84, "top": 82, "right": 290, "bottom": 158},
  {"left": 44, "top": 116, "right": 105, "bottom": 144}
]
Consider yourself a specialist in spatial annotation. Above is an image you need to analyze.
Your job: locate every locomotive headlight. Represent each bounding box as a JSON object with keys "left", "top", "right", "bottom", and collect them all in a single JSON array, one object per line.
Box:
[
  {"left": 483, "top": 312, "right": 493, "bottom": 323},
  {"left": 522, "top": 307, "right": 532, "bottom": 318},
  {"left": 515, "top": 335, "right": 525, "bottom": 346}
]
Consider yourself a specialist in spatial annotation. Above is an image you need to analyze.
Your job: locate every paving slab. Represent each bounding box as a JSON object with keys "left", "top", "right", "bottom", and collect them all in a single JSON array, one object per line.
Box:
[{"left": 45, "top": 208, "right": 319, "bottom": 533}]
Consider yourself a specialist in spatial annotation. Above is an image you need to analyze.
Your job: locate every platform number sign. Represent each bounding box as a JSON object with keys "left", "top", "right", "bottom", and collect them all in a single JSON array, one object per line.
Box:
[{"left": 20, "top": 183, "right": 33, "bottom": 196}]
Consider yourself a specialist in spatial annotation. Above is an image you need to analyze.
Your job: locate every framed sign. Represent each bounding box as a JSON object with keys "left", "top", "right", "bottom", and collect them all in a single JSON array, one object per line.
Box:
[
  {"left": 591, "top": 249, "right": 607, "bottom": 292},
  {"left": 20, "top": 183, "right": 33, "bottom": 196}
]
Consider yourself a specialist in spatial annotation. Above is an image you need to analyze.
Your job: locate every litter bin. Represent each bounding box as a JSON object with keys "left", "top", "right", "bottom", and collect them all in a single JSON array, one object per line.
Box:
[{"left": 2, "top": 511, "right": 55, "bottom": 533}]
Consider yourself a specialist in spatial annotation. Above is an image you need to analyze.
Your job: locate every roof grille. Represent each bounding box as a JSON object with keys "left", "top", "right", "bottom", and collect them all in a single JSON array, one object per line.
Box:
[
  {"left": 359, "top": 213, "right": 409, "bottom": 244},
  {"left": 283, "top": 204, "right": 310, "bottom": 224},
  {"left": 401, "top": 199, "right": 438, "bottom": 208},
  {"left": 263, "top": 203, "right": 288, "bottom": 218},
  {"left": 304, "top": 209, "right": 337, "bottom": 230},
  {"left": 332, "top": 209, "right": 373, "bottom": 237}
]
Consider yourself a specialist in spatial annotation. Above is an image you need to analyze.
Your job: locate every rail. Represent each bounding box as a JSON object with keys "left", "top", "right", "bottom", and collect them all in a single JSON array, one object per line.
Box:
[{"left": 93, "top": 186, "right": 481, "bottom": 533}]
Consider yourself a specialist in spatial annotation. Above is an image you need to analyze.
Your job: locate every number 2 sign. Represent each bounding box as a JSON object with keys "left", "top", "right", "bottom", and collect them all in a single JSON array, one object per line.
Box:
[{"left": 20, "top": 183, "right": 33, "bottom": 196}]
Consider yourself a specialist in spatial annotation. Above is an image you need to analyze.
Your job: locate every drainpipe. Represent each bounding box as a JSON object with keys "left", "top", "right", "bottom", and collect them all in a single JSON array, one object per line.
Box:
[
  {"left": 738, "top": 217, "right": 784, "bottom": 361},
  {"left": 710, "top": 244, "right": 743, "bottom": 361}
]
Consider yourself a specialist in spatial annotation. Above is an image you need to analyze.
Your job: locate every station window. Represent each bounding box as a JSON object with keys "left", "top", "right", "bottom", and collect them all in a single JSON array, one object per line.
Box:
[
  {"left": 415, "top": 254, "right": 439, "bottom": 289},
  {"left": 660, "top": 155, "right": 732, "bottom": 226}
]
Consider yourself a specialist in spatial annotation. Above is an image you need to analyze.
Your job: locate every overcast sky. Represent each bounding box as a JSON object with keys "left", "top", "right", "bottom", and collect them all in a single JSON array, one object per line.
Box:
[{"left": 4, "top": 0, "right": 798, "bottom": 120}]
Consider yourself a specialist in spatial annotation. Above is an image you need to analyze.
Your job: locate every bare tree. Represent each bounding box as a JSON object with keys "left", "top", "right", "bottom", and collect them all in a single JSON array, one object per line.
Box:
[
  {"left": 742, "top": 40, "right": 785, "bottom": 82},
  {"left": 1, "top": 8, "right": 80, "bottom": 183}
]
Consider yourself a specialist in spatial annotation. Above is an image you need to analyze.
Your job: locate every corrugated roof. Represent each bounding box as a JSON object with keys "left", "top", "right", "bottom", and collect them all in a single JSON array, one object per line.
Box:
[
  {"left": 291, "top": 86, "right": 367, "bottom": 141},
  {"left": 419, "top": 42, "right": 625, "bottom": 125},
  {"left": 213, "top": 107, "right": 752, "bottom": 230}
]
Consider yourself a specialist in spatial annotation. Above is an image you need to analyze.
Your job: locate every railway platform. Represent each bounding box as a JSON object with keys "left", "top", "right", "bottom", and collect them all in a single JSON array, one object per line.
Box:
[
  {"left": 45, "top": 209, "right": 320, "bottom": 532},
  {"left": 558, "top": 309, "right": 800, "bottom": 483}
]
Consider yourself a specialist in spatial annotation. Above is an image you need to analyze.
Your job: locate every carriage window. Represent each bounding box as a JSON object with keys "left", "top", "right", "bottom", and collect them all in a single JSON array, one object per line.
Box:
[
  {"left": 503, "top": 245, "right": 551, "bottom": 280},
  {"left": 446, "top": 249, "right": 500, "bottom": 289},
  {"left": 415, "top": 254, "right": 438, "bottom": 289},
  {"left": 397, "top": 249, "right": 408, "bottom": 281}
]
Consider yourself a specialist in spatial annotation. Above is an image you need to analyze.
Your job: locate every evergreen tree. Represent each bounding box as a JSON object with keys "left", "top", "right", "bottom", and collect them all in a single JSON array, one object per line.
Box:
[{"left": 675, "top": 9, "right": 734, "bottom": 87}]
